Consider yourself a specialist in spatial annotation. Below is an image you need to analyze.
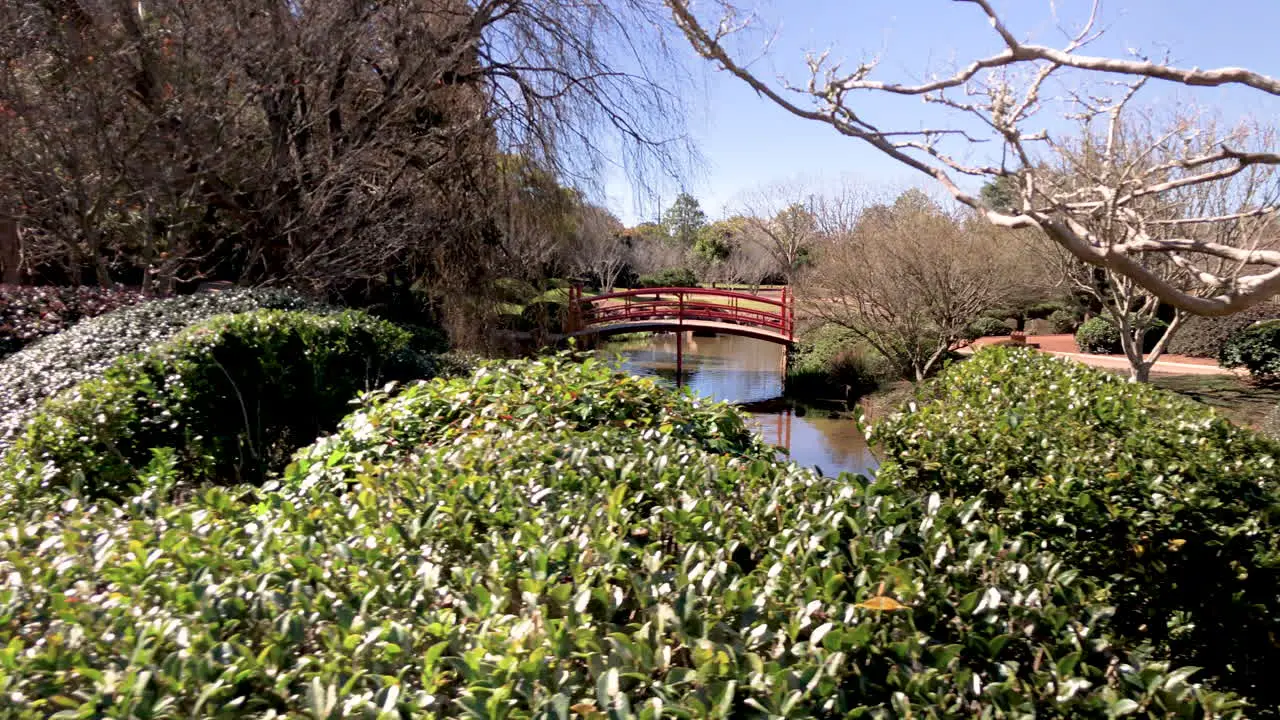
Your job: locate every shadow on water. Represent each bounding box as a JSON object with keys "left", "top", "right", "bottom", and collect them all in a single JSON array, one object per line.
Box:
[{"left": 600, "top": 332, "right": 877, "bottom": 477}]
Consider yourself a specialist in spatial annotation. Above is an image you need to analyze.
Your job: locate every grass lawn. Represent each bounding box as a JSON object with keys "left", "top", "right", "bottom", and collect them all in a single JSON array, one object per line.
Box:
[{"left": 1149, "top": 374, "right": 1280, "bottom": 429}]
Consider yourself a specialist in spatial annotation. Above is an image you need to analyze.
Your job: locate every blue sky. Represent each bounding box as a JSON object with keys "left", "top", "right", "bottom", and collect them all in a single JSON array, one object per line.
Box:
[{"left": 601, "top": 0, "right": 1280, "bottom": 225}]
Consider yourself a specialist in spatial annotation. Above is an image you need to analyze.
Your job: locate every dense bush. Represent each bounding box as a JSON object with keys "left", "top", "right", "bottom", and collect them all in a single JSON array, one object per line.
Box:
[
  {"left": 964, "top": 316, "right": 1011, "bottom": 340},
  {"left": 1074, "top": 316, "right": 1122, "bottom": 353},
  {"left": 1074, "top": 316, "right": 1168, "bottom": 354},
  {"left": 1219, "top": 319, "right": 1280, "bottom": 381},
  {"left": 291, "top": 355, "right": 761, "bottom": 485},
  {"left": 1047, "top": 308, "right": 1080, "bottom": 333},
  {"left": 0, "top": 355, "right": 1243, "bottom": 717},
  {"left": 786, "top": 324, "right": 890, "bottom": 400},
  {"left": 0, "top": 284, "right": 145, "bottom": 357},
  {"left": 872, "top": 347, "right": 1280, "bottom": 709},
  {"left": 1167, "top": 302, "right": 1280, "bottom": 358},
  {"left": 2, "top": 309, "right": 421, "bottom": 505},
  {"left": 1024, "top": 298, "right": 1074, "bottom": 318},
  {"left": 0, "top": 288, "right": 325, "bottom": 449},
  {"left": 635, "top": 267, "right": 698, "bottom": 288}
]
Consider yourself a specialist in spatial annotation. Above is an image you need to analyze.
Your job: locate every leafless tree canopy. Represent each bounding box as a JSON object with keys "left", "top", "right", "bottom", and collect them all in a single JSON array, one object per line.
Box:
[
  {"left": 736, "top": 183, "right": 821, "bottom": 286},
  {"left": 804, "top": 189, "right": 1020, "bottom": 381},
  {"left": 667, "top": 0, "right": 1280, "bottom": 316},
  {"left": 0, "top": 0, "right": 689, "bottom": 324}
]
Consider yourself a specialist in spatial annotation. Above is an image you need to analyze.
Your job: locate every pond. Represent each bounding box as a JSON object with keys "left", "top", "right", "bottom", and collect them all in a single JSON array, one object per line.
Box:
[{"left": 600, "top": 333, "right": 877, "bottom": 477}]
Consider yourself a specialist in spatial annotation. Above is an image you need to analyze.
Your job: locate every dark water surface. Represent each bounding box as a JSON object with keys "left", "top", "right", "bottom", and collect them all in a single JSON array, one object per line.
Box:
[{"left": 600, "top": 333, "right": 877, "bottom": 477}]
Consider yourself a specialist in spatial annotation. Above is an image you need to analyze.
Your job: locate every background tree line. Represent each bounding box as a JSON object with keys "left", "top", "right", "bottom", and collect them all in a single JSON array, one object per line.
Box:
[{"left": 0, "top": 0, "right": 688, "bottom": 344}]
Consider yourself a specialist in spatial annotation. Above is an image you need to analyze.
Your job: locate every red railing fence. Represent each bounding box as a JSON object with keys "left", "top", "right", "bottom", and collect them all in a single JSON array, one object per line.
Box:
[{"left": 567, "top": 286, "right": 793, "bottom": 341}]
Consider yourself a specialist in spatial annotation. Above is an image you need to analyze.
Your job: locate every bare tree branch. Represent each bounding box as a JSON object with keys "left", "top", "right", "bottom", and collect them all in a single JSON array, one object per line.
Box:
[{"left": 666, "top": 0, "right": 1280, "bottom": 316}]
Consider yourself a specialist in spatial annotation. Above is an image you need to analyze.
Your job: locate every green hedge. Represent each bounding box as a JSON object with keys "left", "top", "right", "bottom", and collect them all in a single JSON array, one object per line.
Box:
[
  {"left": 635, "top": 267, "right": 698, "bottom": 288},
  {"left": 964, "top": 316, "right": 1012, "bottom": 340},
  {"left": 871, "top": 347, "right": 1280, "bottom": 709},
  {"left": 1047, "top": 308, "right": 1079, "bottom": 333},
  {"left": 1219, "top": 319, "right": 1280, "bottom": 380},
  {"left": 288, "top": 355, "right": 762, "bottom": 488},
  {"left": 2, "top": 310, "right": 421, "bottom": 505},
  {"left": 1075, "top": 316, "right": 1167, "bottom": 354},
  {"left": 0, "top": 288, "right": 327, "bottom": 450},
  {"left": 1168, "top": 303, "right": 1280, "bottom": 358},
  {"left": 0, "top": 355, "right": 1242, "bottom": 717},
  {"left": 1074, "top": 316, "right": 1121, "bottom": 353}
]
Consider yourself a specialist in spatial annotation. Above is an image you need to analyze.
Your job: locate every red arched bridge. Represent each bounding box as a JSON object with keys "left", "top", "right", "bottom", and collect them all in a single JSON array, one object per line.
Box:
[{"left": 564, "top": 286, "right": 794, "bottom": 345}]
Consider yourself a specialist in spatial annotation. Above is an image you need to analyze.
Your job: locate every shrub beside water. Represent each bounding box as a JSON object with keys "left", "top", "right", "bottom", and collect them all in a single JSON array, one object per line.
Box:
[
  {"left": 2, "top": 309, "right": 420, "bottom": 505},
  {"left": 0, "top": 355, "right": 1245, "bottom": 717},
  {"left": 786, "top": 324, "right": 888, "bottom": 400},
  {"left": 0, "top": 288, "right": 326, "bottom": 449},
  {"left": 872, "top": 346, "right": 1280, "bottom": 709}
]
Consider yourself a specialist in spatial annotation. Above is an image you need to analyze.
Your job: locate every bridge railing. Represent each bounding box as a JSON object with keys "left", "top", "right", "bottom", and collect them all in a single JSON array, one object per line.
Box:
[{"left": 567, "top": 286, "right": 793, "bottom": 340}]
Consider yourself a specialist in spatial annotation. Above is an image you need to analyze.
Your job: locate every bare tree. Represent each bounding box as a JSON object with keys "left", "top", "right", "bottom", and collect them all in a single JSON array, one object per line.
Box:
[
  {"left": 697, "top": 216, "right": 773, "bottom": 288},
  {"left": 0, "top": 0, "right": 690, "bottom": 341},
  {"left": 494, "top": 156, "right": 582, "bottom": 280},
  {"left": 804, "top": 191, "right": 1014, "bottom": 381},
  {"left": 569, "top": 205, "right": 628, "bottom": 292},
  {"left": 626, "top": 224, "right": 692, "bottom": 279},
  {"left": 1040, "top": 114, "right": 1279, "bottom": 381},
  {"left": 666, "top": 0, "right": 1280, "bottom": 316},
  {"left": 738, "top": 182, "right": 821, "bottom": 286}
]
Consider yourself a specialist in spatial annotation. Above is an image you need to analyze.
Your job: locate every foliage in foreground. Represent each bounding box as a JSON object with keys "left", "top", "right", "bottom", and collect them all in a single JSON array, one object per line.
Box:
[
  {"left": 0, "top": 356, "right": 1243, "bottom": 718},
  {"left": 0, "top": 285, "right": 146, "bottom": 358},
  {"left": 1219, "top": 319, "right": 1280, "bottom": 381},
  {"left": 872, "top": 347, "right": 1280, "bottom": 710},
  {"left": 2, "top": 310, "right": 419, "bottom": 507},
  {"left": 0, "top": 288, "right": 327, "bottom": 450}
]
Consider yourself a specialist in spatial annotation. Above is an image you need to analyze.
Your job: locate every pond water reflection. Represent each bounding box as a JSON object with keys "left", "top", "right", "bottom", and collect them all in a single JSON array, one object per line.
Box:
[{"left": 600, "top": 333, "right": 877, "bottom": 477}]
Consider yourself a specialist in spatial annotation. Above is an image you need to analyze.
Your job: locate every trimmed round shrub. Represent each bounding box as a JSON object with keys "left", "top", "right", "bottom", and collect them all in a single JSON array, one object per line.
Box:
[
  {"left": 0, "top": 285, "right": 145, "bottom": 357},
  {"left": 1168, "top": 303, "right": 1280, "bottom": 358},
  {"left": 1219, "top": 319, "right": 1280, "bottom": 380},
  {"left": 1047, "top": 308, "right": 1080, "bottom": 333},
  {"left": 2, "top": 309, "right": 420, "bottom": 504},
  {"left": 1074, "top": 316, "right": 1122, "bottom": 353},
  {"left": 872, "top": 346, "right": 1280, "bottom": 708},
  {"left": 291, "top": 354, "right": 761, "bottom": 485},
  {"left": 491, "top": 276, "right": 539, "bottom": 304},
  {"left": 0, "top": 287, "right": 325, "bottom": 450},
  {"left": 519, "top": 298, "right": 568, "bottom": 331},
  {"left": 1074, "top": 317, "right": 1168, "bottom": 354},
  {"left": 0, "top": 355, "right": 1243, "bottom": 717},
  {"left": 964, "top": 315, "right": 1011, "bottom": 340}
]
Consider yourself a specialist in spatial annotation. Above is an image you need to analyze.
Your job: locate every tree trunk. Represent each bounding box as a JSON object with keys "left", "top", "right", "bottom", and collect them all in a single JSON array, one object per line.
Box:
[
  {"left": 1130, "top": 362, "right": 1151, "bottom": 383},
  {"left": 0, "top": 216, "right": 20, "bottom": 284}
]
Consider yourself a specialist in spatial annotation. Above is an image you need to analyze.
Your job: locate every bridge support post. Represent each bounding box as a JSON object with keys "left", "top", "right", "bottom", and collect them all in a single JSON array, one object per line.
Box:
[{"left": 676, "top": 291, "right": 684, "bottom": 386}]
